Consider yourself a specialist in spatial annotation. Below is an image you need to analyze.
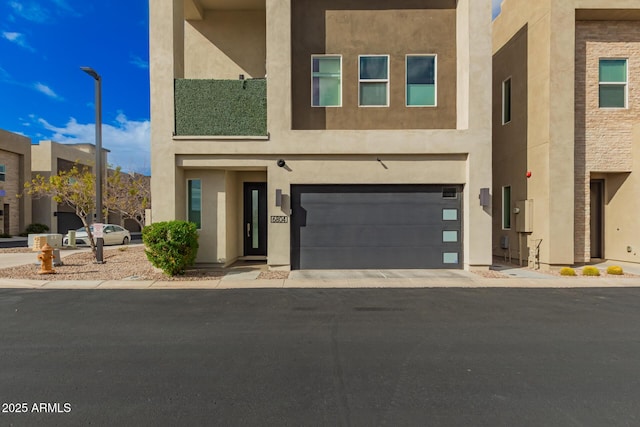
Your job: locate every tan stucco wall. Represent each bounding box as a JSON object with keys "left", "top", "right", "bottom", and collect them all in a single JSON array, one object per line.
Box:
[
  {"left": 575, "top": 20, "right": 640, "bottom": 263},
  {"left": 492, "top": 25, "right": 528, "bottom": 263},
  {"left": 185, "top": 9, "right": 266, "bottom": 79},
  {"left": 291, "top": 2, "right": 457, "bottom": 130},
  {"left": 150, "top": 0, "right": 493, "bottom": 269},
  {"left": 0, "top": 129, "right": 32, "bottom": 235},
  {"left": 494, "top": 0, "right": 640, "bottom": 267}
]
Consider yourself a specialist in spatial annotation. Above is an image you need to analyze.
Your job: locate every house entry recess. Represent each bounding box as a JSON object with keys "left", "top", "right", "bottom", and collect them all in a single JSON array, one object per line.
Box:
[{"left": 291, "top": 184, "right": 463, "bottom": 269}]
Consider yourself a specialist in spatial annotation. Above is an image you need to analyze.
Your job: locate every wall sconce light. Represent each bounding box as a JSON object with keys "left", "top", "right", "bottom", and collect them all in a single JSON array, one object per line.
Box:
[
  {"left": 275, "top": 189, "right": 283, "bottom": 207},
  {"left": 479, "top": 188, "right": 490, "bottom": 207},
  {"left": 277, "top": 159, "right": 286, "bottom": 168}
]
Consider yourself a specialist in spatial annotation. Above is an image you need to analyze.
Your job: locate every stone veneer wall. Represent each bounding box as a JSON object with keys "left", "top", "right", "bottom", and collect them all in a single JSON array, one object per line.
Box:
[
  {"left": 575, "top": 21, "right": 640, "bottom": 262},
  {"left": 0, "top": 149, "right": 21, "bottom": 235}
]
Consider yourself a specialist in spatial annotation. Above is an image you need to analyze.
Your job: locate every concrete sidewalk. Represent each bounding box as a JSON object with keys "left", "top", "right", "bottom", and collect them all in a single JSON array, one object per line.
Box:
[{"left": 1, "top": 272, "right": 639, "bottom": 290}]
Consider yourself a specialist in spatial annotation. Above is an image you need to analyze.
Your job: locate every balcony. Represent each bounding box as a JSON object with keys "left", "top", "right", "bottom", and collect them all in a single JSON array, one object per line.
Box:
[{"left": 174, "top": 79, "right": 267, "bottom": 137}]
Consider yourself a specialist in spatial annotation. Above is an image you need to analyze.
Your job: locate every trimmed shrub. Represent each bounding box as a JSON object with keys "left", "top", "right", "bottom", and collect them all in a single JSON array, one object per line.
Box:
[
  {"left": 606, "top": 265, "right": 624, "bottom": 275},
  {"left": 25, "top": 223, "right": 50, "bottom": 234},
  {"left": 582, "top": 266, "right": 600, "bottom": 277},
  {"left": 559, "top": 267, "right": 576, "bottom": 276},
  {"left": 142, "top": 221, "right": 199, "bottom": 276}
]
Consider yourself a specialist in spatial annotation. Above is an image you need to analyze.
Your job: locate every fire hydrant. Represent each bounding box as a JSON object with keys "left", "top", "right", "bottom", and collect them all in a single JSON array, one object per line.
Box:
[{"left": 37, "top": 243, "right": 56, "bottom": 275}]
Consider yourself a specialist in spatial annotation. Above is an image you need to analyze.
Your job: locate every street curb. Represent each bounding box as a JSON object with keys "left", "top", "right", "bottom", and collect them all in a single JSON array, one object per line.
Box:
[{"left": 1, "top": 277, "right": 640, "bottom": 290}]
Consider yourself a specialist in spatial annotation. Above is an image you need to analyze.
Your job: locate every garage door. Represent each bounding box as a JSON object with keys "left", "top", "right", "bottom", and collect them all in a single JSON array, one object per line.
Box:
[{"left": 291, "top": 185, "right": 463, "bottom": 269}]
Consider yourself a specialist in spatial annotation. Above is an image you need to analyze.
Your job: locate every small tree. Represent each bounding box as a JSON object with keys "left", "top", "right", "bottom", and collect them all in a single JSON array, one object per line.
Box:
[
  {"left": 24, "top": 164, "right": 101, "bottom": 259},
  {"left": 105, "top": 167, "right": 150, "bottom": 229}
]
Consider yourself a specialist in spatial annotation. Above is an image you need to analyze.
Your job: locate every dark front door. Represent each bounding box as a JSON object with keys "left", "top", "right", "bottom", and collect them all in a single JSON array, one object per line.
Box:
[
  {"left": 590, "top": 180, "right": 604, "bottom": 259},
  {"left": 244, "top": 183, "right": 267, "bottom": 256},
  {"left": 3, "top": 204, "right": 9, "bottom": 235}
]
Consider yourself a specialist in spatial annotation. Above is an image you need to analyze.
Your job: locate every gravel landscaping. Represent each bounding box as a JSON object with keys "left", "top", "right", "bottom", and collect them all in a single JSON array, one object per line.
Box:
[{"left": 0, "top": 246, "right": 250, "bottom": 281}]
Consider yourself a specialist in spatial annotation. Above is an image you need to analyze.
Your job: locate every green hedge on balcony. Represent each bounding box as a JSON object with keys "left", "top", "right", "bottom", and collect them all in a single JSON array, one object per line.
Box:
[{"left": 175, "top": 79, "right": 267, "bottom": 136}]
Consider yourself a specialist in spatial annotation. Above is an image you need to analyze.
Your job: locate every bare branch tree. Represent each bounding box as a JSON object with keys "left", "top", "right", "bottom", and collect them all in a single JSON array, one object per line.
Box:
[{"left": 105, "top": 167, "right": 150, "bottom": 230}]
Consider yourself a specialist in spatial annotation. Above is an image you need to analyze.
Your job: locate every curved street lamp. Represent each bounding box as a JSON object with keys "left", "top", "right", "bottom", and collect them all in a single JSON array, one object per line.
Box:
[{"left": 81, "top": 66, "right": 104, "bottom": 263}]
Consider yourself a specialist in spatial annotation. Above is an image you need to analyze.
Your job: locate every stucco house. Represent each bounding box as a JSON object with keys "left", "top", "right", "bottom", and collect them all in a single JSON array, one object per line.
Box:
[
  {"left": 492, "top": 0, "right": 640, "bottom": 269},
  {"left": 150, "top": 0, "right": 493, "bottom": 270},
  {"left": 0, "top": 129, "right": 32, "bottom": 236},
  {"left": 31, "top": 140, "right": 109, "bottom": 234}
]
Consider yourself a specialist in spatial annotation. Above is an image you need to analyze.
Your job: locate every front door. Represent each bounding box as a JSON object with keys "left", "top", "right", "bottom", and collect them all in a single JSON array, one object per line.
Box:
[
  {"left": 244, "top": 183, "right": 267, "bottom": 256},
  {"left": 3, "top": 204, "right": 9, "bottom": 235},
  {"left": 590, "top": 180, "right": 604, "bottom": 259}
]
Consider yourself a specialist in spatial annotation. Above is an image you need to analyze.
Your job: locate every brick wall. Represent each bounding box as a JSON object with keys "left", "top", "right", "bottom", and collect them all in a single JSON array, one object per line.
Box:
[
  {"left": 0, "top": 149, "right": 22, "bottom": 235},
  {"left": 575, "top": 21, "right": 640, "bottom": 262}
]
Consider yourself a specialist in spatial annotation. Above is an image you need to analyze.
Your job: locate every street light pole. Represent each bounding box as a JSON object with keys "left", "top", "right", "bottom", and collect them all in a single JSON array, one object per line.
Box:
[{"left": 81, "top": 66, "right": 104, "bottom": 263}]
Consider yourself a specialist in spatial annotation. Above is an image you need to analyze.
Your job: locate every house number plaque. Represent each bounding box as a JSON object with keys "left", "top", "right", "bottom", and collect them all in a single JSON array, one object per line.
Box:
[{"left": 270, "top": 216, "right": 288, "bottom": 224}]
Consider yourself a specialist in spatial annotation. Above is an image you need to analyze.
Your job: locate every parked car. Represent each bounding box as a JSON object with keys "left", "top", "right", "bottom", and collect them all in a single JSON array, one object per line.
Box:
[{"left": 63, "top": 224, "right": 131, "bottom": 246}]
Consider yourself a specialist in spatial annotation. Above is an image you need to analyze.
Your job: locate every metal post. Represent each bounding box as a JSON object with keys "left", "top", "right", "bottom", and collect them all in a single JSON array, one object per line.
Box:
[{"left": 81, "top": 67, "right": 104, "bottom": 263}]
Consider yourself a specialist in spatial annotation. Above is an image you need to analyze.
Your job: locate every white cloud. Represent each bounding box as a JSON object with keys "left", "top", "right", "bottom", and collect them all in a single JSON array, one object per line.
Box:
[
  {"left": 2, "top": 31, "right": 35, "bottom": 51},
  {"left": 51, "top": 0, "right": 80, "bottom": 16},
  {"left": 130, "top": 54, "right": 149, "bottom": 70},
  {"left": 9, "top": 1, "right": 49, "bottom": 23},
  {"left": 34, "top": 82, "right": 62, "bottom": 100},
  {"left": 37, "top": 114, "right": 151, "bottom": 175},
  {"left": 0, "top": 65, "right": 10, "bottom": 81}
]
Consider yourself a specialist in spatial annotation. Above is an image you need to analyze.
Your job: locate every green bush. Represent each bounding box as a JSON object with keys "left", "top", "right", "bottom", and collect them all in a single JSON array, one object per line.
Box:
[
  {"left": 606, "top": 265, "right": 624, "bottom": 275},
  {"left": 582, "top": 266, "right": 600, "bottom": 276},
  {"left": 25, "top": 223, "right": 50, "bottom": 234},
  {"left": 0, "top": 232, "right": 11, "bottom": 238},
  {"left": 142, "top": 221, "right": 199, "bottom": 276},
  {"left": 559, "top": 267, "right": 576, "bottom": 276}
]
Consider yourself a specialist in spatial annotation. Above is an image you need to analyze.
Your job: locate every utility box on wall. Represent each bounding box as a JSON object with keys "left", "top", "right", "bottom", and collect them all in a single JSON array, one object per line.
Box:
[{"left": 515, "top": 199, "right": 533, "bottom": 233}]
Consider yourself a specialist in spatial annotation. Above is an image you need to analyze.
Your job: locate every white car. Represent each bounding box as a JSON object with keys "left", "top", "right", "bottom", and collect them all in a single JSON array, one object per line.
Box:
[{"left": 63, "top": 224, "right": 131, "bottom": 246}]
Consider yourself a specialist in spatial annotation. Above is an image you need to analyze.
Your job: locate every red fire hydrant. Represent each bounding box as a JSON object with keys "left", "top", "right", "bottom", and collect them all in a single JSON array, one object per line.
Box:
[{"left": 37, "top": 243, "right": 56, "bottom": 275}]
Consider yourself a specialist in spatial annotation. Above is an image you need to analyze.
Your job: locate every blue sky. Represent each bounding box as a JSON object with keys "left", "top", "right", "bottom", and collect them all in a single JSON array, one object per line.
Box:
[
  {"left": 1, "top": 0, "right": 502, "bottom": 177},
  {"left": 0, "top": 0, "right": 150, "bottom": 174}
]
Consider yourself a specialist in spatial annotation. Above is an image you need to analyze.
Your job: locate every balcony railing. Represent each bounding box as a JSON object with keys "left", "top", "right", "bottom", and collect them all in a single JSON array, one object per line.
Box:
[{"left": 175, "top": 79, "right": 267, "bottom": 137}]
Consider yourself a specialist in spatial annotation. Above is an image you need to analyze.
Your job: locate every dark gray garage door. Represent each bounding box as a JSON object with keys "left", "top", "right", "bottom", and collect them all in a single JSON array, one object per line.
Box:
[{"left": 291, "top": 185, "right": 463, "bottom": 269}]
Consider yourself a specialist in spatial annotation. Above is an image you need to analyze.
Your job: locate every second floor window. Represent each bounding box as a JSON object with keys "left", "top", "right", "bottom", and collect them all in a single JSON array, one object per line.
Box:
[
  {"left": 406, "top": 55, "right": 436, "bottom": 107},
  {"left": 312, "top": 55, "right": 342, "bottom": 107},
  {"left": 359, "top": 55, "right": 389, "bottom": 107},
  {"left": 0, "top": 164, "right": 5, "bottom": 182},
  {"left": 599, "top": 59, "right": 627, "bottom": 109}
]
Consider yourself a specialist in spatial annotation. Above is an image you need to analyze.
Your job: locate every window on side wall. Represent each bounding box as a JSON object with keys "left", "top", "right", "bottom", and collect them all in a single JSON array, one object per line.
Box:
[
  {"left": 502, "top": 77, "right": 512, "bottom": 124},
  {"left": 187, "top": 179, "right": 201, "bottom": 229},
  {"left": 359, "top": 55, "right": 389, "bottom": 107},
  {"left": 599, "top": 59, "right": 627, "bottom": 109},
  {"left": 0, "top": 165, "right": 5, "bottom": 182},
  {"left": 311, "top": 55, "right": 342, "bottom": 107},
  {"left": 406, "top": 55, "right": 436, "bottom": 107},
  {"left": 502, "top": 186, "right": 511, "bottom": 230}
]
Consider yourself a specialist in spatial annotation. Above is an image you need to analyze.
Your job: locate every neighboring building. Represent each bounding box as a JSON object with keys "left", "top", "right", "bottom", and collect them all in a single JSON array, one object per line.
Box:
[
  {"left": 493, "top": 0, "right": 640, "bottom": 269},
  {"left": 0, "top": 129, "right": 32, "bottom": 235},
  {"left": 150, "top": 0, "right": 492, "bottom": 270},
  {"left": 31, "top": 140, "right": 109, "bottom": 234}
]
